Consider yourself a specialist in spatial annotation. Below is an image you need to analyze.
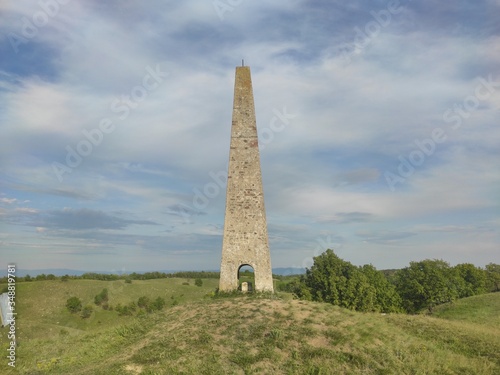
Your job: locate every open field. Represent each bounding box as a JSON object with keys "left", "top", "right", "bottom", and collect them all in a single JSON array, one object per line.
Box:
[{"left": 0, "top": 279, "right": 499, "bottom": 374}]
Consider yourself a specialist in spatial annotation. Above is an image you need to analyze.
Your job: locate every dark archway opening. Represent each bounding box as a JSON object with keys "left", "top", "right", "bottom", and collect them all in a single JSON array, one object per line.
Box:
[{"left": 238, "top": 265, "right": 255, "bottom": 292}]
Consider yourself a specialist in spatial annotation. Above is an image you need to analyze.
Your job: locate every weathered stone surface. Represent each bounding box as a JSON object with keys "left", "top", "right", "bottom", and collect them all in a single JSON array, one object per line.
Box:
[{"left": 219, "top": 66, "right": 274, "bottom": 293}]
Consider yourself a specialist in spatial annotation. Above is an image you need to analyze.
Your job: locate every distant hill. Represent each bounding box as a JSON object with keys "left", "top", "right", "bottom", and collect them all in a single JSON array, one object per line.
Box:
[{"left": 273, "top": 267, "right": 305, "bottom": 275}]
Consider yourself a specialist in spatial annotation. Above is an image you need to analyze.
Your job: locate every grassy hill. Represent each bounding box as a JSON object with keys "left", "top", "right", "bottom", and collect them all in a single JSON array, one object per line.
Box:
[
  {"left": 1, "top": 279, "right": 499, "bottom": 374},
  {"left": 428, "top": 292, "right": 500, "bottom": 326}
]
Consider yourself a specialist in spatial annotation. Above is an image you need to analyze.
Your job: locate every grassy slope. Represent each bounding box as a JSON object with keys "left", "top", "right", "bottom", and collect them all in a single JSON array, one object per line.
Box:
[
  {"left": 429, "top": 292, "right": 500, "bottom": 326},
  {"left": 0, "top": 278, "right": 218, "bottom": 348},
  {"left": 1, "top": 281, "right": 499, "bottom": 374}
]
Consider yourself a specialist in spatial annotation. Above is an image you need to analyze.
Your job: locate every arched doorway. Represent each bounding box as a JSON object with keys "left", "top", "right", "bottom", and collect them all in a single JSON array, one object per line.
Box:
[{"left": 238, "top": 264, "right": 255, "bottom": 293}]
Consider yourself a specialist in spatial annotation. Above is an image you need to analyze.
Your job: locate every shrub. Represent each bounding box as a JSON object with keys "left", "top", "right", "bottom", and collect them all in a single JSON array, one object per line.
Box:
[
  {"left": 137, "top": 296, "right": 151, "bottom": 309},
  {"left": 81, "top": 305, "right": 93, "bottom": 319},
  {"left": 66, "top": 297, "right": 82, "bottom": 313},
  {"left": 115, "top": 303, "right": 129, "bottom": 316},
  {"left": 195, "top": 278, "right": 203, "bottom": 287},
  {"left": 94, "top": 288, "right": 109, "bottom": 305},
  {"left": 151, "top": 297, "right": 166, "bottom": 311},
  {"left": 115, "top": 302, "right": 137, "bottom": 316}
]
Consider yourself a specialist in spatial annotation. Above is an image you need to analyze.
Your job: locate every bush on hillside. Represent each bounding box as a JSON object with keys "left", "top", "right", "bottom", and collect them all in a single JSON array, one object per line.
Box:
[
  {"left": 94, "top": 288, "right": 109, "bottom": 306},
  {"left": 115, "top": 302, "right": 137, "bottom": 316},
  {"left": 66, "top": 297, "right": 82, "bottom": 313},
  {"left": 137, "top": 296, "right": 151, "bottom": 309},
  {"left": 151, "top": 297, "right": 166, "bottom": 311},
  {"left": 81, "top": 305, "right": 93, "bottom": 319}
]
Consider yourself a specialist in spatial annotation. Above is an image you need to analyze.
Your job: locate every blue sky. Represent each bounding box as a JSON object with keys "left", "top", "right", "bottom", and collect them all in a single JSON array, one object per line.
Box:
[{"left": 1, "top": 0, "right": 499, "bottom": 273}]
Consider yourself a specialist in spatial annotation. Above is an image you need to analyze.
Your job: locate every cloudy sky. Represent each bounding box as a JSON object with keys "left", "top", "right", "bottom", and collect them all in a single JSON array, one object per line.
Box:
[{"left": 1, "top": 0, "right": 499, "bottom": 273}]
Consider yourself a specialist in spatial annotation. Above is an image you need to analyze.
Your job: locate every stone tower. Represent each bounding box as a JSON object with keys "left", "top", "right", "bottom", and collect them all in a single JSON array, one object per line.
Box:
[{"left": 219, "top": 66, "right": 274, "bottom": 293}]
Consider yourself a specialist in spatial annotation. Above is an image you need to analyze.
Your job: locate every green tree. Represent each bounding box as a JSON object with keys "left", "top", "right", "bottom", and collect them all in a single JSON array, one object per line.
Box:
[
  {"left": 66, "top": 297, "right": 82, "bottom": 313},
  {"left": 195, "top": 278, "right": 203, "bottom": 287},
  {"left": 394, "top": 259, "right": 458, "bottom": 313},
  {"left": 454, "top": 263, "right": 486, "bottom": 297},
  {"left": 303, "top": 249, "right": 349, "bottom": 305},
  {"left": 485, "top": 263, "right": 500, "bottom": 292},
  {"left": 360, "top": 264, "right": 403, "bottom": 313},
  {"left": 282, "top": 278, "right": 312, "bottom": 300},
  {"left": 302, "top": 249, "right": 399, "bottom": 312}
]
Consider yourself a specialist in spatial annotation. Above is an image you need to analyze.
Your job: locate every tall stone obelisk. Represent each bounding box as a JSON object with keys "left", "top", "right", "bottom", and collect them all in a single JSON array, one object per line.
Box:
[{"left": 219, "top": 66, "right": 274, "bottom": 292}]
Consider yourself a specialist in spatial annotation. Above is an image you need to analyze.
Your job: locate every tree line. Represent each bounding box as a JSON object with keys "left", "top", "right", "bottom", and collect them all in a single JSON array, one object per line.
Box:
[
  {"left": 0, "top": 270, "right": 220, "bottom": 284},
  {"left": 278, "top": 249, "right": 500, "bottom": 314}
]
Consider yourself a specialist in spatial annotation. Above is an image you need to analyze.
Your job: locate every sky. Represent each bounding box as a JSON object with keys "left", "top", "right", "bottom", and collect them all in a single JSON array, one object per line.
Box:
[{"left": 0, "top": 0, "right": 499, "bottom": 274}]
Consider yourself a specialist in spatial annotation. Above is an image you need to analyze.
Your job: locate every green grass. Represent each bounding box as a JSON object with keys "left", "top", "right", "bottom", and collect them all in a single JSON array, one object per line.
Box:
[
  {"left": 0, "top": 278, "right": 219, "bottom": 343},
  {"left": 428, "top": 292, "right": 500, "bottom": 326},
  {"left": 0, "top": 280, "right": 499, "bottom": 374}
]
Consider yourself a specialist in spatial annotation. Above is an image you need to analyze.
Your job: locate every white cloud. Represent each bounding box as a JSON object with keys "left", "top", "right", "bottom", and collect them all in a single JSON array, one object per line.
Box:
[
  {"left": 1, "top": 0, "right": 499, "bottom": 271},
  {"left": 0, "top": 198, "right": 17, "bottom": 204}
]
